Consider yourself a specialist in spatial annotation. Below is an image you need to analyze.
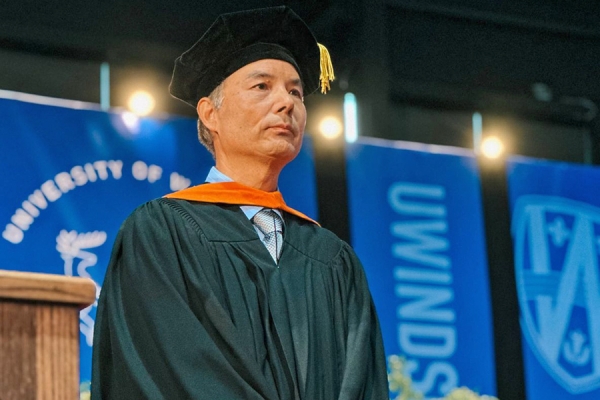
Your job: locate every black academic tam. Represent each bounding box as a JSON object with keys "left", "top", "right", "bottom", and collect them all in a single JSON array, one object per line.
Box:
[{"left": 92, "top": 198, "right": 388, "bottom": 399}]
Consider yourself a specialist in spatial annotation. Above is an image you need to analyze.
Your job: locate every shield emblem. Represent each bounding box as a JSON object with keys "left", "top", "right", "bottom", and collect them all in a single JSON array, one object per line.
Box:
[{"left": 513, "top": 196, "right": 600, "bottom": 394}]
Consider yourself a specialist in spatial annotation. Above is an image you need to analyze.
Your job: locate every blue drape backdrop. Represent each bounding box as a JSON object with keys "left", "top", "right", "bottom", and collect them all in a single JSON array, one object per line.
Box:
[
  {"left": 346, "top": 138, "right": 497, "bottom": 399},
  {"left": 507, "top": 157, "right": 600, "bottom": 400}
]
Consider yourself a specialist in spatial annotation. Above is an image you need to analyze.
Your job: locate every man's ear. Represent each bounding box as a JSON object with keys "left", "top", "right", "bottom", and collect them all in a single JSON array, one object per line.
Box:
[{"left": 197, "top": 97, "right": 218, "bottom": 133}]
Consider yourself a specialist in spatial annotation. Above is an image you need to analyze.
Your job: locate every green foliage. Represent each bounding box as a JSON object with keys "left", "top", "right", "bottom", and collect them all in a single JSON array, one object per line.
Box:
[
  {"left": 443, "top": 387, "right": 499, "bottom": 400},
  {"left": 80, "top": 381, "right": 91, "bottom": 400},
  {"left": 387, "top": 355, "right": 498, "bottom": 400}
]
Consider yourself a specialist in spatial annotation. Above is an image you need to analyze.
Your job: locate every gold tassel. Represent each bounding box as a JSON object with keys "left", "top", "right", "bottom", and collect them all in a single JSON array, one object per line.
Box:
[{"left": 317, "top": 43, "right": 335, "bottom": 94}]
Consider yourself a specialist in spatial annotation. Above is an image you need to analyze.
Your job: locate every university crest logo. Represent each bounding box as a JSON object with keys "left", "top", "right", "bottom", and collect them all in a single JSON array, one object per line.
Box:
[
  {"left": 513, "top": 196, "right": 600, "bottom": 394},
  {"left": 56, "top": 229, "right": 105, "bottom": 346}
]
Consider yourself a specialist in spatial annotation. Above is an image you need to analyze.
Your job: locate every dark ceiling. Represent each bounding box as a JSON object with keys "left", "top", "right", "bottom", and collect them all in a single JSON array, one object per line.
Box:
[{"left": 1, "top": 0, "right": 599, "bottom": 161}]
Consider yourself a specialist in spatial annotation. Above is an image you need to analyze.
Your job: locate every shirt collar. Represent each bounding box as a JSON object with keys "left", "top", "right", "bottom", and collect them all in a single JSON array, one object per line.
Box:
[{"left": 204, "top": 166, "right": 283, "bottom": 222}]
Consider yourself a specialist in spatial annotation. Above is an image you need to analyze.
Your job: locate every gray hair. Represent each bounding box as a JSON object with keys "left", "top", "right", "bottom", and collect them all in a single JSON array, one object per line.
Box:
[{"left": 197, "top": 82, "right": 224, "bottom": 157}]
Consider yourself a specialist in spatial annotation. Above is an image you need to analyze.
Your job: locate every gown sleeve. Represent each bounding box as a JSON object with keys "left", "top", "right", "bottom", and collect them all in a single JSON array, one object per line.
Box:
[
  {"left": 91, "top": 200, "right": 277, "bottom": 400},
  {"left": 336, "top": 244, "right": 389, "bottom": 400}
]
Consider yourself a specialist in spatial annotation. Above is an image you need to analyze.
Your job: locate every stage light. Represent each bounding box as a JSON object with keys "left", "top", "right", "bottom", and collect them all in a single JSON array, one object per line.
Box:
[
  {"left": 344, "top": 93, "right": 358, "bottom": 143},
  {"left": 472, "top": 112, "right": 482, "bottom": 152},
  {"left": 127, "top": 90, "right": 155, "bottom": 116},
  {"left": 100, "top": 62, "right": 110, "bottom": 111},
  {"left": 319, "top": 116, "right": 343, "bottom": 140},
  {"left": 481, "top": 136, "right": 505, "bottom": 159}
]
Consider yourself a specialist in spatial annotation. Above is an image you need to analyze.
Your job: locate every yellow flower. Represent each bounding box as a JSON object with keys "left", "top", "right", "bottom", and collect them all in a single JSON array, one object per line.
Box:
[
  {"left": 80, "top": 381, "right": 91, "bottom": 400},
  {"left": 387, "top": 355, "right": 498, "bottom": 400}
]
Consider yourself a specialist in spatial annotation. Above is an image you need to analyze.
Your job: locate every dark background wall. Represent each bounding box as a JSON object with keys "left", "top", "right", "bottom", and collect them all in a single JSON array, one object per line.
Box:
[
  {"left": 1, "top": 0, "right": 598, "bottom": 156},
  {"left": 1, "top": 1, "right": 599, "bottom": 398}
]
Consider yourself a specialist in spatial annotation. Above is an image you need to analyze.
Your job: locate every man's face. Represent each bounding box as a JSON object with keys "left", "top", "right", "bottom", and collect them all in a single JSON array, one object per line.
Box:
[{"left": 210, "top": 59, "right": 307, "bottom": 167}]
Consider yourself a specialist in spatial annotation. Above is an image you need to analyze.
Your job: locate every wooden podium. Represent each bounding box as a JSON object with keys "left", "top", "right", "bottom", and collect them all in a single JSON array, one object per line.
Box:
[{"left": 0, "top": 270, "right": 97, "bottom": 400}]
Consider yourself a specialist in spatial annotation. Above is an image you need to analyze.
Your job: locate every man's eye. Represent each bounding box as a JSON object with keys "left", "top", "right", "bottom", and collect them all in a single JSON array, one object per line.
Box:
[
  {"left": 289, "top": 89, "right": 303, "bottom": 98},
  {"left": 254, "top": 83, "right": 268, "bottom": 90}
]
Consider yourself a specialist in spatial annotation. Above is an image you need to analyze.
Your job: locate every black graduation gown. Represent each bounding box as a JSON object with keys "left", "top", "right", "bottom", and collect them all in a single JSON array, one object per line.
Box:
[{"left": 91, "top": 198, "right": 388, "bottom": 399}]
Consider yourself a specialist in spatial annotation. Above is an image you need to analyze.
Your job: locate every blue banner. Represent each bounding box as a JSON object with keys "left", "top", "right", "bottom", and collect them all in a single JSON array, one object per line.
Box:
[
  {"left": 507, "top": 156, "right": 600, "bottom": 400},
  {"left": 346, "top": 137, "right": 497, "bottom": 399},
  {"left": 0, "top": 95, "right": 318, "bottom": 390}
]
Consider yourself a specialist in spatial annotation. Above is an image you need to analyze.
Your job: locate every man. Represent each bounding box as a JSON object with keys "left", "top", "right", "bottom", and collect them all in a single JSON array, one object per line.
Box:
[{"left": 92, "top": 6, "right": 388, "bottom": 399}]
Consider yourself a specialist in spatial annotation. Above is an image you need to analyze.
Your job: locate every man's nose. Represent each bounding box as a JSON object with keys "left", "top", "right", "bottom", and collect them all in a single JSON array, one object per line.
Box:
[{"left": 274, "top": 87, "right": 295, "bottom": 114}]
